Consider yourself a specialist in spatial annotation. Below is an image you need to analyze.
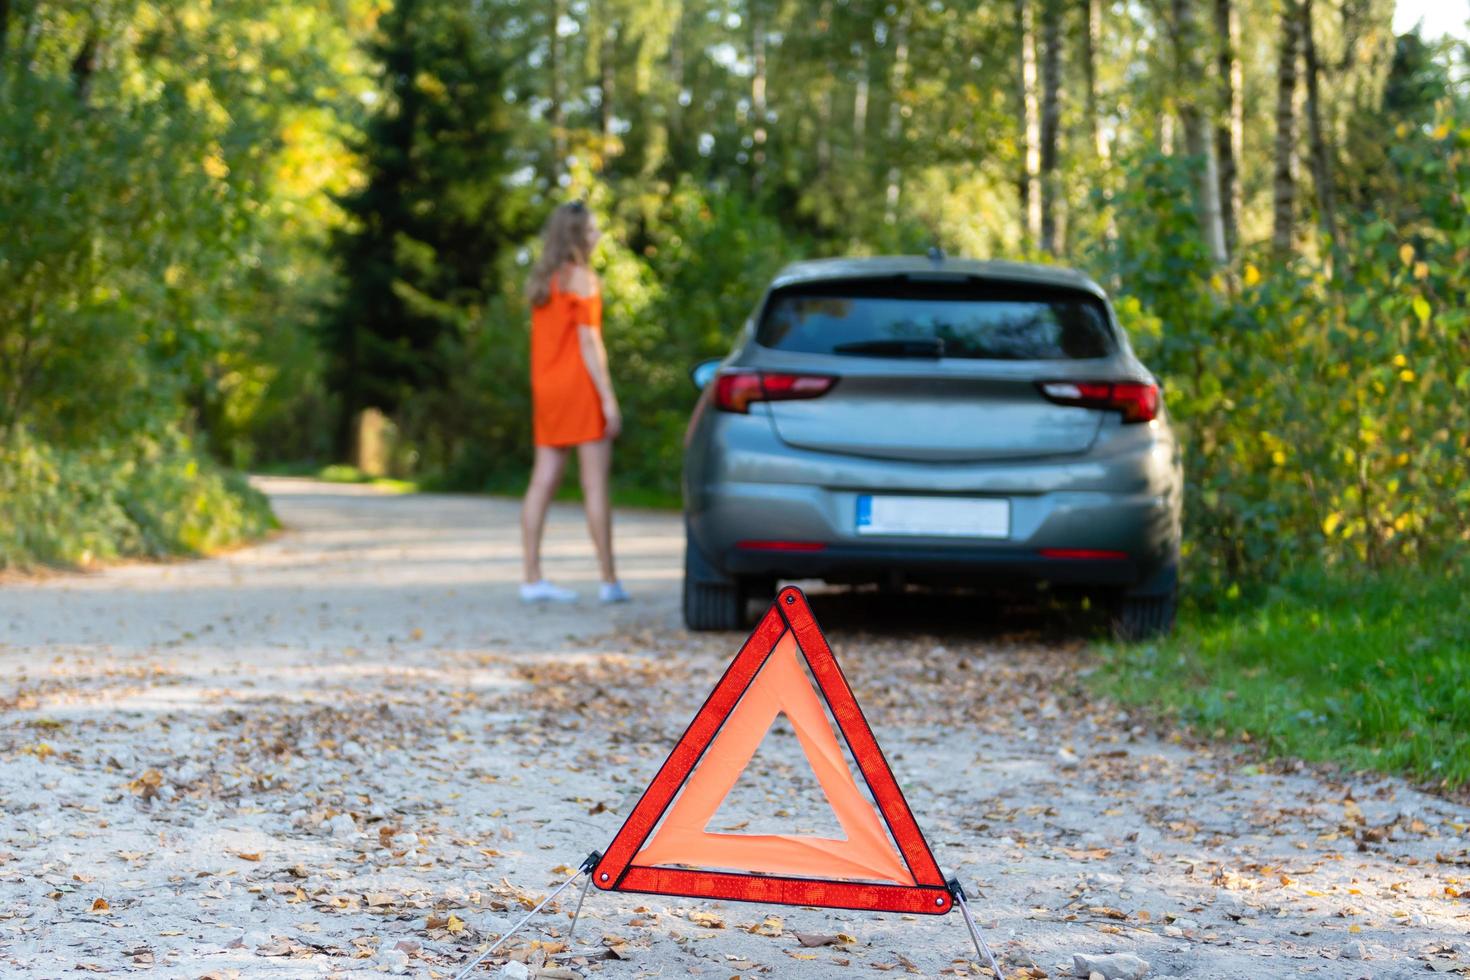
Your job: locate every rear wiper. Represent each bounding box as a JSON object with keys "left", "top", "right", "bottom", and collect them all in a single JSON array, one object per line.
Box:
[{"left": 831, "top": 337, "right": 945, "bottom": 358}]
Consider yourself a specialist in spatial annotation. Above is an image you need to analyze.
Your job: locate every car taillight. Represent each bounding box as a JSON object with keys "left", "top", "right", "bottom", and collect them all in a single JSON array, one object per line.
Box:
[
  {"left": 1038, "top": 380, "right": 1159, "bottom": 423},
  {"left": 713, "top": 372, "right": 837, "bottom": 413}
]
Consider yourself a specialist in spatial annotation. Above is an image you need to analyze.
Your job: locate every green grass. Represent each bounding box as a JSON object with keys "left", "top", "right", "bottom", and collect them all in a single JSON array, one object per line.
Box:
[
  {"left": 255, "top": 462, "right": 418, "bottom": 494},
  {"left": 1096, "top": 562, "right": 1470, "bottom": 791},
  {"left": 442, "top": 467, "right": 681, "bottom": 510},
  {"left": 257, "top": 461, "right": 681, "bottom": 510}
]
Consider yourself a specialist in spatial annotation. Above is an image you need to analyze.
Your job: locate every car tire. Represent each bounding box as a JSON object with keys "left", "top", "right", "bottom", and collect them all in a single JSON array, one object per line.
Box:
[
  {"left": 683, "top": 529, "right": 745, "bottom": 631},
  {"left": 684, "top": 577, "right": 745, "bottom": 631},
  {"left": 1110, "top": 589, "right": 1177, "bottom": 641}
]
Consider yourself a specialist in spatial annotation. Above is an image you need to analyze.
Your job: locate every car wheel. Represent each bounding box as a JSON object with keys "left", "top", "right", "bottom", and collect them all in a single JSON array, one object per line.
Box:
[
  {"left": 1110, "top": 589, "right": 1177, "bottom": 641},
  {"left": 684, "top": 577, "right": 744, "bottom": 631},
  {"left": 683, "top": 530, "right": 745, "bottom": 631}
]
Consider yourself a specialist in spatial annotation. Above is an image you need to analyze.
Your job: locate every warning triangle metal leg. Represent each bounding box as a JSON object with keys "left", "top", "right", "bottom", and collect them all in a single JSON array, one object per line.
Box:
[
  {"left": 566, "top": 868, "right": 595, "bottom": 947},
  {"left": 452, "top": 851, "right": 601, "bottom": 980},
  {"left": 948, "top": 876, "right": 1006, "bottom": 979}
]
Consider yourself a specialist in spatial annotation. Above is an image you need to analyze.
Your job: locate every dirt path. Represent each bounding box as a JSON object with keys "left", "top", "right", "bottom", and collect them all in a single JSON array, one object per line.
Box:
[{"left": 1, "top": 478, "right": 1466, "bottom": 979}]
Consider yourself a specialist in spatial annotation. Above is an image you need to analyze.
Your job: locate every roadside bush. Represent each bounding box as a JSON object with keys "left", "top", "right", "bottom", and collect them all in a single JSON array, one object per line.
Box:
[
  {"left": 0, "top": 430, "right": 275, "bottom": 570},
  {"left": 1085, "top": 118, "right": 1469, "bottom": 603}
]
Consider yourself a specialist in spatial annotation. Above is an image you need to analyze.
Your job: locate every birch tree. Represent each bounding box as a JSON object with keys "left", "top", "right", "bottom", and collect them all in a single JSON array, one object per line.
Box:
[{"left": 1273, "top": 0, "right": 1303, "bottom": 255}]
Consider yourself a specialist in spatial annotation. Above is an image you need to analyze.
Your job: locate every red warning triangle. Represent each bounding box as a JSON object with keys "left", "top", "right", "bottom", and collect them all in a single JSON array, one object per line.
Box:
[{"left": 592, "top": 586, "right": 951, "bottom": 915}]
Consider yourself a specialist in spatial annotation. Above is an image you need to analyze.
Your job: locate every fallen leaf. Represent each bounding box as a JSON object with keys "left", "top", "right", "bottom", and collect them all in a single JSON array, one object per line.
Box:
[
  {"left": 749, "top": 915, "right": 783, "bottom": 937},
  {"left": 90, "top": 898, "right": 111, "bottom": 914},
  {"left": 233, "top": 852, "right": 262, "bottom": 862},
  {"left": 689, "top": 911, "right": 725, "bottom": 929},
  {"left": 127, "top": 770, "right": 163, "bottom": 800},
  {"left": 1087, "top": 905, "right": 1127, "bottom": 920},
  {"left": 794, "top": 933, "right": 841, "bottom": 947}
]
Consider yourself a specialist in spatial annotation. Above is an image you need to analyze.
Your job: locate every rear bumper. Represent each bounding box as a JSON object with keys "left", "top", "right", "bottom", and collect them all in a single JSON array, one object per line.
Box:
[
  {"left": 684, "top": 413, "right": 1182, "bottom": 592},
  {"left": 692, "top": 482, "right": 1175, "bottom": 590},
  {"left": 721, "top": 541, "right": 1142, "bottom": 587}
]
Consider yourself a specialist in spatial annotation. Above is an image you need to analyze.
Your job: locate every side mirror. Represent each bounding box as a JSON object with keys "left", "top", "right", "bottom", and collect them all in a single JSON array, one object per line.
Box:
[{"left": 690, "top": 359, "right": 721, "bottom": 391}]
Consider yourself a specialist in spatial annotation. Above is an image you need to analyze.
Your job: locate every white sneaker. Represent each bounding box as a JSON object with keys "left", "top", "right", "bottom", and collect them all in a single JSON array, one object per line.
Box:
[
  {"left": 520, "top": 580, "right": 579, "bottom": 604},
  {"left": 598, "top": 581, "right": 631, "bottom": 604}
]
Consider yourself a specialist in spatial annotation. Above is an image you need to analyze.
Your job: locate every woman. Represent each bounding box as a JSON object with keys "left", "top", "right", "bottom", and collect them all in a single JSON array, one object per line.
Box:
[{"left": 520, "top": 201, "right": 629, "bottom": 604}]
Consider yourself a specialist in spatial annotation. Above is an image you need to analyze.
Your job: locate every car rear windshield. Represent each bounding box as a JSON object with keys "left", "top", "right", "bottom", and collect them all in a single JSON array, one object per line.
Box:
[{"left": 756, "top": 278, "right": 1116, "bottom": 360}]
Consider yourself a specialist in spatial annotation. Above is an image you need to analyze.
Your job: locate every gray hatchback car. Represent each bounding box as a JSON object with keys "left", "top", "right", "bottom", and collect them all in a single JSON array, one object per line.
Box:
[{"left": 682, "top": 256, "right": 1182, "bottom": 638}]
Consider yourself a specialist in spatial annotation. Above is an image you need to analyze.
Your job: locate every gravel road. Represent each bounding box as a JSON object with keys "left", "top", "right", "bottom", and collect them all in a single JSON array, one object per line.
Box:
[{"left": 1, "top": 477, "right": 1466, "bottom": 979}]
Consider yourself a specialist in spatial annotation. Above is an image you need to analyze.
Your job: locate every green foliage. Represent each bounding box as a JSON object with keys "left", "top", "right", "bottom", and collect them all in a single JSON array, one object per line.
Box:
[
  {"left": 0, "top": 429, "right": 275, "bottom": 569},
  {"left": 609, "top": 179, "right": 807, "bottom": 493},
  {"left": 1083, "top": 116, "right": 1470, "bottom": 600},
  {"left": 0, "top": 0, "right": 374, "bottom": 565},
  {"left": 3, "top": 0, "right": 1466, "bottom": 617},
  {"left": 321, "top": 0, "right": 532, "bottom": 453},
  {"left": 1096, "top": 562, "right": 1470, "bottom": 789}
]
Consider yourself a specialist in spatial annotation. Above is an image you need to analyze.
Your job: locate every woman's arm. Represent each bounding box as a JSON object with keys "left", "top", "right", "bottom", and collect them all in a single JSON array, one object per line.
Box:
[
  {"left": 568, "top": 267, "right": 621, "bottom": 438},
  {"left": 578, "top": 325, "right": 620, "bottom": 438}
]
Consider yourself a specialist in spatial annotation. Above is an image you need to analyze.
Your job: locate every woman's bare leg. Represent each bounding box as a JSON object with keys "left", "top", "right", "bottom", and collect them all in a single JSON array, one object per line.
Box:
[
  {"left": 521, "top": 445, "right": 569, "bottom": 583},
  {"left": 577, "top": 437, "right": 617, "bottom": 583}
]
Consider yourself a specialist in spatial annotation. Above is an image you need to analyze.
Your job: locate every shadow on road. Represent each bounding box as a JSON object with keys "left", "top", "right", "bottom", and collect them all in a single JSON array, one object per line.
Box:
[{"left": 786, "top": 585, "right": 1111, "bottom": 645}]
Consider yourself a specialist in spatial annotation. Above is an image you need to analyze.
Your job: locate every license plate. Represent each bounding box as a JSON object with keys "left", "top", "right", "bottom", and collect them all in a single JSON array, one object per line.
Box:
[{"left": 855, "top": 495, "right": 1010, "bottom": 539}]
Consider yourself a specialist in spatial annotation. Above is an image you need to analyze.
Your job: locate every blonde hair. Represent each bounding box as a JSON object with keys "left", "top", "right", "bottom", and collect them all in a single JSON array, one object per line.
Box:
[{"left": 526, "top": 201, "right": 593, "bottom": 308}]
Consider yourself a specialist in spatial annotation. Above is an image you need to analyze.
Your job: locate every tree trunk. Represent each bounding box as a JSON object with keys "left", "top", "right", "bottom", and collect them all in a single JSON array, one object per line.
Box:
[
  {"left": 1301, "top": 0, "right": 1336, "bottom": 251},
  {"left": 1, "top": 0, "right": 12, "bottom": 70},
  {"left": 1016, "top": 0, "right": 1041, "bottom": 245},
  {"left": 548, "top": 0, "right": 565, "bottom": 181},
  {"left": 815, "top": 1, "right": 834, "bottom": 177},
  {"left": 1214, "top": 0, "right": 1242, "bottom": 259},
  {"left": 599, "top": 17, "right": 617, "bottom": 166},
  {"left": 1038, "top": 0, "right": 1062, "bottom": 254},
  {"left": 1185, "top": 113, "right": 1228, "bottom": 265},
  {"left": 70, "top": 30, "right": 99, "bottom": 105},
  {"left": 1172, "top": 0, "right": 1227, "bottom": 266},
  {"left": 669, "top": 2, "right": 685, "bottom": 155},
  {"left": 883, "top": 6, "right": 911, "bottom": 224},
  {"left": 1084, "top": 0, "right": 1108, "bottom": 161},
  {"left": 750, "top": 0, "right": 767, "bottom": 192},
  {"left": 853, "top": 44, "right": 869, "bottom": 161},
  {"left": 1272, "top": 0, "right": 1302, "bottom": 256}
]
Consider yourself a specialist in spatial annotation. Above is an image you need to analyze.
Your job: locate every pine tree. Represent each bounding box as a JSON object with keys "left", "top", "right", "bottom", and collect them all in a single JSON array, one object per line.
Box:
[{"left": 323, "top": 0, "right": 521, "bottom": 455}]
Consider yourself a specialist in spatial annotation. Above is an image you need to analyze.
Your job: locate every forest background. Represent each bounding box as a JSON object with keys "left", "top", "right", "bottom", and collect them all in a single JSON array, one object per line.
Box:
[
  {"left": 2, "top": 1, "right": 1467, "bottom": 631},
  {"left": 3, "top": 0, "right": 1469, "bottom": 784}
]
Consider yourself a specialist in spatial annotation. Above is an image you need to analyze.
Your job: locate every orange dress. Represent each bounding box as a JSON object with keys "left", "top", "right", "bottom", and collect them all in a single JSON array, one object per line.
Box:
[{"left": 530, "top": 273, "right": 606, "bottom": 447}]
